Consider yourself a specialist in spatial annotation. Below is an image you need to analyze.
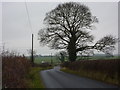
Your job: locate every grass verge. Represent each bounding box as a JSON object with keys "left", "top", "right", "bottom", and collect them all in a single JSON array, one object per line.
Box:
[
  {"left": 61, "top": 67, "right": 119, "bottom": 86},
  {"left": 25, "top": 66, "right": 53, "bottom": 88}
]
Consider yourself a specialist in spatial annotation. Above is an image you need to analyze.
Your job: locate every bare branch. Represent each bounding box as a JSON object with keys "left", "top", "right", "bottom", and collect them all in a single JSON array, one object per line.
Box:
[{"left": 38, "top": 2, "right": 117, "bottom": 61}]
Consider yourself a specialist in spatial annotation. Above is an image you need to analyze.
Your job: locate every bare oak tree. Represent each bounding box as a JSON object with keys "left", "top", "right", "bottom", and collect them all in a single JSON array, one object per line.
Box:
[{"left": 38, "top": 2, "right": 117, "bottom": 62}]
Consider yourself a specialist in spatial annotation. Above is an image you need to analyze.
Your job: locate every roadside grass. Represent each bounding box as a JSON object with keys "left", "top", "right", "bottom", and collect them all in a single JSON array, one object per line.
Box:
[
  {"left": 61, "top": 68, "right": 119, "bottom": 86},
  {"left": 25, "top": 66, "right": 53, "bottom": 88}
]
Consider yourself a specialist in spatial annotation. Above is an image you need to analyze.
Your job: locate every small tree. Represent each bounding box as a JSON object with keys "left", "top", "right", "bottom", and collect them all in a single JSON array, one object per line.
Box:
[
  {"left": 55, "top": 51, "right": 67, "bottom": 63},
  {"left": 38, "top": 2, "right": 117, "bottom": 62}
]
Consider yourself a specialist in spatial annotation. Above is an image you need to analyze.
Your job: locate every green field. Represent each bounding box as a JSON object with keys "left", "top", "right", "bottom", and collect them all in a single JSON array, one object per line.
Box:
[
  {"left": 34, "top": 56, "right": 61, "bottom": 65},
  {"left": 31, "top": 55, "right": 120, "bottom": 65}
]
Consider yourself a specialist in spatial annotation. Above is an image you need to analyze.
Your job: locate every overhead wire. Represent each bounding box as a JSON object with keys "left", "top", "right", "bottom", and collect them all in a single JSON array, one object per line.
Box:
[
  {"left": 24, "top": 1, "right": 45, "bottom": 55},
  {"left": 25, "top": 0, "right": 33, "bottom": 33},
  {"left": 25, "top": 1, "right": 39, "bottom": 57}
]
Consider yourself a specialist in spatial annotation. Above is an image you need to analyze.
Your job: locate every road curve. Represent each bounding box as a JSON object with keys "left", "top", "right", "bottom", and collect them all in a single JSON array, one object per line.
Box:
[{"left": 40, "top": 66, "right": 118, "bottom": 88}]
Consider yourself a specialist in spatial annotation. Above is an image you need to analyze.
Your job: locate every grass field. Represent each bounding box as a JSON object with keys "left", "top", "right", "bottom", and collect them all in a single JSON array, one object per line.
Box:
[
  {"left": 33, "top": 55, "right": 120, "bottom": 65},
  {"left": 34, "top": 56, "right": 61, "bottom": 65}
]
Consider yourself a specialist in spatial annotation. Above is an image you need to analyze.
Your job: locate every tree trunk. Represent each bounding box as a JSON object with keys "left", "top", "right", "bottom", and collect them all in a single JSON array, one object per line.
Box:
[
  {"left": 68, "top": 36, "right": 77, "bottom": 62},
  {"left": 68, "top": 48, "right": 77, "bottom": 62}
]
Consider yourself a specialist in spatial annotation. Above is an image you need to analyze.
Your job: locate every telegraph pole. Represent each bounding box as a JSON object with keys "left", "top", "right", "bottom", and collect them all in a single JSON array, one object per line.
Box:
[
  {"left": 31, "top": 34, "right": 34, "bottom": 66},
  {"left": 51, "top": 53, "right": 53, "bottom": 65}
]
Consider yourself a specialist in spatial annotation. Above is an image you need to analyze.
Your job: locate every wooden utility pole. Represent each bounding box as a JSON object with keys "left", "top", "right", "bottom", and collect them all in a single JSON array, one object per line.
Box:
[
  {"left": 51, "top": 53, "right": 53, "bottom": 65},
  {"left": 31, "top": 34, "right": 34, "bottom": 66}
]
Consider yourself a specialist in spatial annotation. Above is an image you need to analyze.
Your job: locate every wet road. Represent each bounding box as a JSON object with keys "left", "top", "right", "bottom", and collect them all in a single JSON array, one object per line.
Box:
[{"left": 40, "top": 66, "right": 118, "bottom": 88}]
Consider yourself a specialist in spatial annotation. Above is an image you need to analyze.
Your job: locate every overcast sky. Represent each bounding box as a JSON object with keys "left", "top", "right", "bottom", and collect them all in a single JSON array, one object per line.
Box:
[{"left": 2, "top": 1, "right": 118, "bottom": 56}]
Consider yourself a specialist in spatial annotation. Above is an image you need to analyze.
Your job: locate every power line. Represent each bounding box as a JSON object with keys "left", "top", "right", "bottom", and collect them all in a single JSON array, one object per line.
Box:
[
  {"left": 25, "top": 1, "right": 34, "bottom": 66},
  {"left": 25, "top": 1, "right": 33, "bottom": 33}
]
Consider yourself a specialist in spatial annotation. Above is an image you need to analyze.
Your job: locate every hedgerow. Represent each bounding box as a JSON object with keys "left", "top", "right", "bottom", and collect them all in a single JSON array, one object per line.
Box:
[
  {"left": 2, "top": 53, "right": 31, "bottom": 88},
  {"left": 61, "top": 59, "right": 120, "bottom": 86}
]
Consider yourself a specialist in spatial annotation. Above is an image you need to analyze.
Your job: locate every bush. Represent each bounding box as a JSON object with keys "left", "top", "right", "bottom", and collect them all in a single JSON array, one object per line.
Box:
[{"left": 2, "top": 55, "right": 31, "bottom": 88}]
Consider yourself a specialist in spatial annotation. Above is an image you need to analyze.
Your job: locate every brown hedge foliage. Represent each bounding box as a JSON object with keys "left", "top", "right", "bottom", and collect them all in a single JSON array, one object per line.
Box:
[
  {"left": 61, "top": 59, "right": 120, "bottom": 79},
  {"left": 2, "top": 56, "right": 31, "bottom": 88}
]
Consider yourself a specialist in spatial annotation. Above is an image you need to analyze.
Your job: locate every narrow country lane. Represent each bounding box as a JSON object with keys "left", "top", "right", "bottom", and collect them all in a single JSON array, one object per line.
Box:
[{"left": 40, "top": 66, "right": 118, "bottom": 88}]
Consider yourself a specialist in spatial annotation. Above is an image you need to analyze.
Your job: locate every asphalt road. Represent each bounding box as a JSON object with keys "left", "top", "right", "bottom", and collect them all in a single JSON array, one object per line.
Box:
[{"left": 40, "top": 66, "right": 118, "bottom": 88}]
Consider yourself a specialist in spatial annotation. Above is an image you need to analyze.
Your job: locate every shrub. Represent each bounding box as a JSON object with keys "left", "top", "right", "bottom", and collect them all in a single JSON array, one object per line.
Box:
[{"left": 2, "top": 55, "right": 31, "bottom": 88}]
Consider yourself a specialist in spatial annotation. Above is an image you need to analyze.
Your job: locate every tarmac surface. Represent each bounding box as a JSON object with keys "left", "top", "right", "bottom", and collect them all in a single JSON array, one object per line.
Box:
[{"left": 40, "top": 66, "right": 118, "bottom": 88}]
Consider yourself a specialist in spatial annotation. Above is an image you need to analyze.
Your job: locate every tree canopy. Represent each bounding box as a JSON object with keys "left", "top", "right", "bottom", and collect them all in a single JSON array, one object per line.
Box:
[{"left": 38, "top": 2, "right": 117, "bottom": 62}]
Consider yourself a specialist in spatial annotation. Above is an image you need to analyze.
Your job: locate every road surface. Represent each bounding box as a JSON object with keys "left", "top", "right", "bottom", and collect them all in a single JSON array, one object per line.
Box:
[{"left": 40, "top": 66, "right": 118, "bottom": 88}]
